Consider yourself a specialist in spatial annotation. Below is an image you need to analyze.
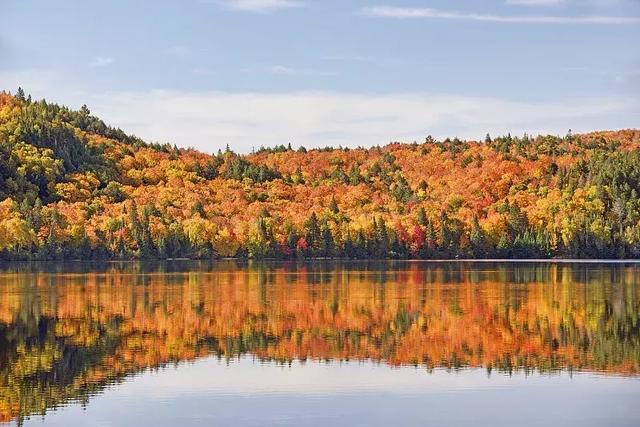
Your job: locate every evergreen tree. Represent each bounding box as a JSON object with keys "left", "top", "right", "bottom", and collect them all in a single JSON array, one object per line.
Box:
[
  {"left": 417, "top": 207, "right": 428, "bottom": 227},
  {"left": 128, "top": 200, "right": 141, "bottom": 244},
  {"left": 294, "top": 166, "right": 304, "bottom": 184},
  {"left": 354, "top": 230, "right": 367, "bottom": 258},
  {"left": 438, "top": 212, "right": 453, "bottom": 256},
  {"left": 320, "top": 224, "right": 335, "bottom": 257},
  {"left": 138, "top": 208, "right": 154, "bottom": 258},
  {"left": 470, "top": 216, "right": 488, "bottom": 258},
  {"left": 15, "top": 87, "right": 25, "bottom": 101},
  {"left": 343, "top": 231, "right": 354, "bottom": 258},
  {"left": 305, "top": 212, "right": 321, "bottom": 253},
  {"left": 374, "top": 218, "right": 389, "bottom": 258},
  {"left": 329, "top": 196, "right": 339, "bottom": 214},
  {"left": 348, "top": 164, "right": 362, "bottom": 185}
]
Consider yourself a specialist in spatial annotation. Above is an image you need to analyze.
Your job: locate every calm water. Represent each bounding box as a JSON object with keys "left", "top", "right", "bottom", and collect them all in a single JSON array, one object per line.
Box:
[{"left": 0, "top": 261, "right": 639, "bottom": 426}]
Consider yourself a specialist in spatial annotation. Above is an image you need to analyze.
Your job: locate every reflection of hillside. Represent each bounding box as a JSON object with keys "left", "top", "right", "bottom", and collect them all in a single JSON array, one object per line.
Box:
[{"left": 1, "top": 262, "right": 639, "bottom": 424}]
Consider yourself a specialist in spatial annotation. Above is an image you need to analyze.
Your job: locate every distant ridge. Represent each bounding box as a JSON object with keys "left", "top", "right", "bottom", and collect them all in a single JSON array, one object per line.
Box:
[{"left": 1, "top": 89, "right": 640, "bottom": 260}]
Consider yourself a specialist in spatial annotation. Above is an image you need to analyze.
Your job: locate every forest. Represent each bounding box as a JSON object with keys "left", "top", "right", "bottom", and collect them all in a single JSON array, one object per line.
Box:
[{"left": 1, "top": 88, "right": 640, "bottom": 260}]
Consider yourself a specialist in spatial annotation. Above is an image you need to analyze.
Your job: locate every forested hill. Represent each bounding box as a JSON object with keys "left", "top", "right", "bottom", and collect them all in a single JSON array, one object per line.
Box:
[{"left": 1, "top": 89, "right": 640, "bottom": 260}]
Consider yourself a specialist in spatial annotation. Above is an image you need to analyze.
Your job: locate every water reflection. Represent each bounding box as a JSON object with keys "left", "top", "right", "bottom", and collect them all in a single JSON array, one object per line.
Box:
[{"left": 0, "top": 261, "right": 639, "bottom": 424}]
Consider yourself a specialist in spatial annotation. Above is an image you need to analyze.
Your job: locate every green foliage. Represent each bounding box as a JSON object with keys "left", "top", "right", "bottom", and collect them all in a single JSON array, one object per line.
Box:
[
  {"left": 223, "top": 157, "right": 281, "bottom": 183},
  {"left": 1, "top": 90, "right": 640, "bottom": 261}
]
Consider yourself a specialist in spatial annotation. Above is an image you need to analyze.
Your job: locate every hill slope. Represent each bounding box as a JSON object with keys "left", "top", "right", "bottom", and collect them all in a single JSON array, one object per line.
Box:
[{"left": 1, "top": 89, "right": 640, "bottom": 259}]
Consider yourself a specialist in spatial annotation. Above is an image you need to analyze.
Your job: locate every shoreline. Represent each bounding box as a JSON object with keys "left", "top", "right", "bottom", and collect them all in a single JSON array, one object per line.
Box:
[{"left": 3, "top": 258, "right": 640, "bottom": 265}]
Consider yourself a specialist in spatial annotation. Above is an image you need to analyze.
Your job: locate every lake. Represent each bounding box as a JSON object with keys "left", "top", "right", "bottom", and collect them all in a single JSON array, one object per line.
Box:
[{"left": 0, "top": 261, "right": 639, "bottom": 426}]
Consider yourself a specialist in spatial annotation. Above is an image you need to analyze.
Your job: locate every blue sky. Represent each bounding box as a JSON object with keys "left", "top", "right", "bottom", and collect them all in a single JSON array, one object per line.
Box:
[{"left": 2, "top": 0, "right": 639, "bottom": 152}]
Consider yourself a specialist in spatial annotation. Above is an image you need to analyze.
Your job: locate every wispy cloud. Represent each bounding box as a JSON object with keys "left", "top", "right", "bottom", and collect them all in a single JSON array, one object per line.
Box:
[
  {"left": 221, "top": 0, "right": 303, "bottom": 13},
  {"left": 359, "top": 6, "right": 640, "bottom": 23},
  {"left": 89, "top": 57, "right": 114, "bottom": 67}
]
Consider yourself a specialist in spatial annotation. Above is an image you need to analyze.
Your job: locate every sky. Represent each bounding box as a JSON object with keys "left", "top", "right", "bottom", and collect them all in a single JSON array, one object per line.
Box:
[{"left": 1, "top": 0, "right": 639, "bottom": 153}]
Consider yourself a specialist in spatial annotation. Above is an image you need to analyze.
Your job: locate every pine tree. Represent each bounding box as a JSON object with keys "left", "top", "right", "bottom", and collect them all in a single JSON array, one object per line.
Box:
[
  {"left": 294, "top": 166, "right": 304, "bottom": 184},
  {"left": 348, "top": 164, "right": 362, "bottom": 185},
  {"left": 470, "top": 216, "right": 487, "bottom": 258},
  {"left": 329, "top": 196, "right": 339, "bottom": 214},
  {"left": 439, "top": 212, "right": 452, "bottom": 255},
  {"left": 129, "top": 200, "right": 141, "bottom": 243},
  {"left": 320, "top": 224, "right": 335, "bottom": 257},
  {"left": 354, "top": 230, "right": 367, "bottom": 258},
  {"left": 343, "top": 231, "right": 354, "bottom": 258},
  {"left": 15, "top": 87, "right": 25, "bottom": 101},
  {"left": 374, "top": 218, "right": 389, "bottom": 258},
  {"left": 139, "top": 208, "right": 154, "bottom": 258},
  {"left": 417, "top": 207, "right": 428, "bottom": 227},
  {"left": 305, "top": 212, "right": 321, "bottom": 253},
  {"left": 497, "top": 234, "right": 510, "bottom": 257}
]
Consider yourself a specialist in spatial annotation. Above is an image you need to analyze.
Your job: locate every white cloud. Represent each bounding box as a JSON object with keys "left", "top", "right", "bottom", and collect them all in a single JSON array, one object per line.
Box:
[
  {"left": 2, "top": 69, "right": 637, "bottom": 154},
  {"left": 359, "top": 6, "right": 640, "bottom": 23},
  {"left": 221, "top": 0, "right": 303, "bottom": 13},
  {"left": 79, "top": 91, "right": 636, "bottom": 153},
  {"left": 89, "top": 57, "right": 114, "bottom": 67}
]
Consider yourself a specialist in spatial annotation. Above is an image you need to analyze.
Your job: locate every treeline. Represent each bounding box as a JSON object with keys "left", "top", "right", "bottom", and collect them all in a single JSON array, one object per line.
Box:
[
  {"left": 0, "top": 200, "right": 555, "bottom": 260},
  {"left": 1, "top": 88, "right": 640, "bottom": 260}
]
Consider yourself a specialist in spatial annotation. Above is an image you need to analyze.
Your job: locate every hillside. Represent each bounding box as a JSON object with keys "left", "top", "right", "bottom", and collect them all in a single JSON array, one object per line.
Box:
[{"left": 1, "top": 89, "right": 640, "bottom": 260}]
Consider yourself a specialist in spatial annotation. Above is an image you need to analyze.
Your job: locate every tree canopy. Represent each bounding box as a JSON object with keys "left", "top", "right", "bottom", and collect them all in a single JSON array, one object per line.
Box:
[{"left": 2, "top": 89, "right": 640, "bottom": 260}]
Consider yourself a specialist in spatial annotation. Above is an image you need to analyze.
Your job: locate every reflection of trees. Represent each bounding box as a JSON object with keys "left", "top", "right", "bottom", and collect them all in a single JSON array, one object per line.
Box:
[{"left": 0, "top": 261, "right": 639, "bottom": 423}]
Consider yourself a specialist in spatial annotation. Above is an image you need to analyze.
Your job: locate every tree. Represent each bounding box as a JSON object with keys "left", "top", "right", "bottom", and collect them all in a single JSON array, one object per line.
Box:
[
  {"left": 372, "top": 218, "right": 389, "bottom": 257},
  {"left": 305, "top": 212, "right": 321, "bottom": 254},
  {"left": 2, "top": 90, "right": 640, "bottom": 260},
  {"left": 348, "top": 164, "right": 362, "bottom": 185},
  {"left": 294, "top": 166, "right": 304, "bottom": 184},
  {"left": 438, "top": 212, "right": 453, "bottom": 255},
  {"left": 15, "top": 87, "right": 25, "bottom": 101},
  {"left": 320, "top": 224, "right": 335, "bottom": 257},
  {"left": 329, "top": 196, "right": 339, "bottom": 214},
  {"left": 417, "top": 207, "right": 428, "bottom": 227},
  {"left": 410, "top": 224, "right": 425, "bottom": 256},
  {"left": 103, "top": 182, "right": 126, "bottom": 203},
  {"left": 470, "top": 216, "right": 488, "bottom": 258}
]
